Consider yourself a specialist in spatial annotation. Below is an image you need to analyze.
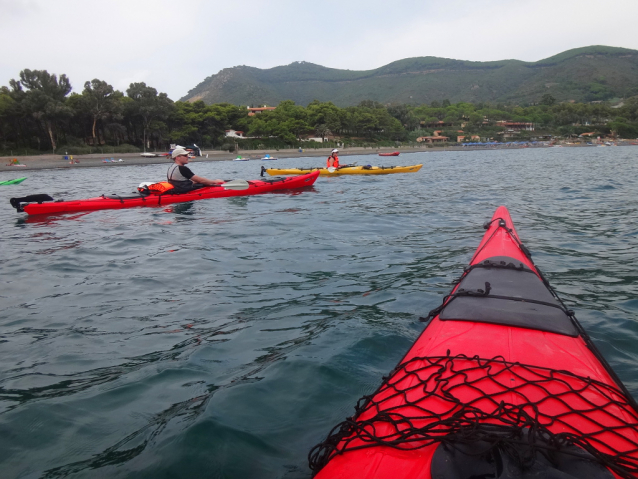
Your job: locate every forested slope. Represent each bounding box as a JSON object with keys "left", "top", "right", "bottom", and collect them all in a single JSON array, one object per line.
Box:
[{"left": 183, "top": 46, "right": 638, "bottom": 106}]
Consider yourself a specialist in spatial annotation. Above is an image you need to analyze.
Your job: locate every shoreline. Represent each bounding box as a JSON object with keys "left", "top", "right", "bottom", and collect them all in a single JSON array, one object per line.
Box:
[
  {"left": 2, "top": 147, "right": 390, "bottom": 172},
  {"left": 1, "top": 143, "right": 635, "bottom": 173}
]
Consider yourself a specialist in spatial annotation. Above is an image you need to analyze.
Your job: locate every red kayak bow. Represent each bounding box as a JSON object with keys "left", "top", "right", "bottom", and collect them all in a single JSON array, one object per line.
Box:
[{"left": 310, "top": 206, "right": 638, "bottom": 479}]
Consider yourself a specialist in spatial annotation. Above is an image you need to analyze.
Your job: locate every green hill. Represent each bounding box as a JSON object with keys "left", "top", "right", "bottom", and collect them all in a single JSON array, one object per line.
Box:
[{"left": 182, "top": 46, "right": 638, "bottom": 106}]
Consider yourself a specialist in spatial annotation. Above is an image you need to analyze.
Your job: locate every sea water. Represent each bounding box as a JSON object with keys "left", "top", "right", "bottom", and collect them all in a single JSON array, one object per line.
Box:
[{"left": 0, "top": 147, "right": 637, "bottom": 478}]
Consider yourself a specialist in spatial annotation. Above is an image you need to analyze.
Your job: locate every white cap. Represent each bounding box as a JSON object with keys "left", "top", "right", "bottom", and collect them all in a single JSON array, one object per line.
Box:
[
  {"left": 332, "top": 149, "right": 339, "bottom": 153},
  {"left": 171, "top": 147, "right": 189, "bottom": 159}
]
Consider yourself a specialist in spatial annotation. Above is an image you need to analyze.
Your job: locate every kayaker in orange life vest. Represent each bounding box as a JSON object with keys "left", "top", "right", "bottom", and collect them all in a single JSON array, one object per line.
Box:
[
  {"left": 167, "top": 147, "right": 224, "bottom": 191},
  {"left": 326, "top": 149, "right": 340, "bottom": 169}
]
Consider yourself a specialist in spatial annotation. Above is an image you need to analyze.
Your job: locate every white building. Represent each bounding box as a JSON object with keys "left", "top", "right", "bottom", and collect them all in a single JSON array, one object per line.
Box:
[{"left": 225, "top": 130, "right": 246, "bottom": 138}]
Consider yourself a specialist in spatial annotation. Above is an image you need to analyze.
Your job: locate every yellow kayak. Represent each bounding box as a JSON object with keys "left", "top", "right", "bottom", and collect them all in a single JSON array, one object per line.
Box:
[{"left": 262, "top": 164, "right": 422, "bottom": 176}]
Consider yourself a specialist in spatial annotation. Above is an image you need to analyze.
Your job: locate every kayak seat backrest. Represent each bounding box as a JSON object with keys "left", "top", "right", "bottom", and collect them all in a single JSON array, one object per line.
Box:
[{"left": 439, "top": 255, "right": 579, "bottom": 337}]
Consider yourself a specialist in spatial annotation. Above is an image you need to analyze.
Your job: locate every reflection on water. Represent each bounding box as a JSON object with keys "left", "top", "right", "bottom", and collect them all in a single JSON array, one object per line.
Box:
[
  {"left": 0, "top": 147, "right": 637, "bottom": 477},
  {"left": 226, "top": 196, "right": 249, "bottom": 208},
  {"left": 165, "top": 202, "right": 196, "bottom": 215}
]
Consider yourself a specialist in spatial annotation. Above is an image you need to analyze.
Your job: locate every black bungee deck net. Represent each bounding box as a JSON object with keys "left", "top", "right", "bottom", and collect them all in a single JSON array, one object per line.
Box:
[
  {"left": 308, "top": 353, "right": 638, "bottom": 478},
  {"left": 309, "top": 217, "right": 638, "bottom": 477}
]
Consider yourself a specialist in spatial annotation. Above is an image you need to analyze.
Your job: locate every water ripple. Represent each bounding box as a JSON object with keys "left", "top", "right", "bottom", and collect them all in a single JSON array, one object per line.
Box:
[{"left": 0, "top": 147, "right": 637, "bottom": 477}]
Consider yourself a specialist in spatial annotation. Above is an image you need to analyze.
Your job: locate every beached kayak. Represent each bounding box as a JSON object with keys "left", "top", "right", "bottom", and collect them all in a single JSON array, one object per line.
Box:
[
  {"left": 262, "top": 164, "right": 422, "bottom": 176},
  {"left": 10, "top": 171, "right": 319, "bottom": 216},
  {"left": 310, "top": 206, "right": 638, "bottom": 479},
  {"left": 0, "top": 177, "right": 26, "bottom": 185}
]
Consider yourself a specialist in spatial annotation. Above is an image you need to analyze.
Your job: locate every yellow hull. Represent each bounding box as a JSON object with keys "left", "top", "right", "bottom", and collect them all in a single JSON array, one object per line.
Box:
[{"left": 265, "top": 164, "right": 423, "bottom": 176}]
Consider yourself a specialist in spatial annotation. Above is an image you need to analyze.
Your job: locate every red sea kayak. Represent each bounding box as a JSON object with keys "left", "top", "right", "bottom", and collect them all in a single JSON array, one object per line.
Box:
[
  {"left": 310, "top": 206, "right": 638, "bottom": 479},
  {"left": 10, "top": 171, "right": 319, "bottom": 216},
  {"left": 378, "top": 151, "right": 400, "bottom": 156}
]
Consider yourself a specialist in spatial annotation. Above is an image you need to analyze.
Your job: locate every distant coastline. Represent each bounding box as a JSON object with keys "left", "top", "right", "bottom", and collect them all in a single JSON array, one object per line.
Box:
[{"left": 2, "top": 143, "right": 636, "bottom": 173}]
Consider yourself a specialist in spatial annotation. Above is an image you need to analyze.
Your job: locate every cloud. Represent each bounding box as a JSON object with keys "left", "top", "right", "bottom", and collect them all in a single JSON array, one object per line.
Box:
[
  {"left": 320, "top": 0, "right": 638, "bottom": 69},
  {"left": 1, "top": 0, "right": 638, "bottom": 101},
  {"left": 0, "top": 0, "right": 39, "bottom": 18}
]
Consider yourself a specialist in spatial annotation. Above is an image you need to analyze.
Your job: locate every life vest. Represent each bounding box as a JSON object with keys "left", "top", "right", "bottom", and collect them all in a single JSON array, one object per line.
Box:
[
  {"left": 138, "top": 181, "right": 174, "bottom": 195},
  {"left": 167, "top": 163, "right": 194, "bottom": 189},
  {"left": 327, "top": 155, "right": 340, "bottom": 168}
]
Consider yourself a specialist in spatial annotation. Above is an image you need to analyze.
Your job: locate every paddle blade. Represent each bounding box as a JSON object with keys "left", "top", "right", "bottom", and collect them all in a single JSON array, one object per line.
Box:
[
  {"left": 10, "top": 194, "right": 54, "bottom": 212},
  {"left": 221, "top": 180, "right": 250, "bottom": 190},
  {"left": 327, "top": 167, "right": 336, "bottom": 173}
]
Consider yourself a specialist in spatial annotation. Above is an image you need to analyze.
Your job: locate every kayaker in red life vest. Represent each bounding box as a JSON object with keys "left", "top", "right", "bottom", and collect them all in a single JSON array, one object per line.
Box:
[
  {"left": 167, "top": 147, "right": 224, "bottom": 191},
  {"left": 326, "top": 149, "right": 340, "bottom": 169}
]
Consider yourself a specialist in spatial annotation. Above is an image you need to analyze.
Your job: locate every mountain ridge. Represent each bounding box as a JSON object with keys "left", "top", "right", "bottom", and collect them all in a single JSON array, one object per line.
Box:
[{"left": 182, "top": 45, "right": 638, "bottom": 106}]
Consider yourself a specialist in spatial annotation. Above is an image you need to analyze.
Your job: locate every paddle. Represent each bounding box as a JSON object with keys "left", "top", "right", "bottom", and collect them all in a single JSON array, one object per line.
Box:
[
  {"left": 327, "top": 163, "right": 355, "bottom": 173},
  {"left": 220, "top": 179, "right": 250, "bottom": 190},
  {"left": 139, "top": 180, "right": 250, "bottom": 191},
  {"left": 10, "top": 194, "right": 54, "bottom": 212}
]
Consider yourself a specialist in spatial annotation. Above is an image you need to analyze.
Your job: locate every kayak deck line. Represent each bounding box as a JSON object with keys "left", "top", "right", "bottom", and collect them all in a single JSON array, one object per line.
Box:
[{"left": 310, "top": 206, "right": 638, "bottom": 479}]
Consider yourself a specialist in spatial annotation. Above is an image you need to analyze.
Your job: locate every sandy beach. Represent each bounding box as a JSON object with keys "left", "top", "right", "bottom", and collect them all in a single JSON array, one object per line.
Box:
[
  {"left": 0, "top": 146, "right": 423, "bottom": 173},
  {"left": 2, "top": 143, "right": 634, "bottom": 173}
]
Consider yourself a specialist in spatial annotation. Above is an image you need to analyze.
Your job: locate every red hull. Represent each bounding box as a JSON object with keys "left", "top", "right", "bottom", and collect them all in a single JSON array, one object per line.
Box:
[
  {"left": 312, "top": 206, "right": 638, "bottom": 478},
  {"left": 22, "top": 171, "right": 319, "bottom": 215},
  {"left": 378, "top": 151, "right": 400, "bottom": 156}
]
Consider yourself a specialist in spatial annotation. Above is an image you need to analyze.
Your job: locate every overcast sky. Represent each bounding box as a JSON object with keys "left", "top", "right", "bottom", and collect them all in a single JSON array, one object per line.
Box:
[{"left": 2, "top": 0, "right": 638, "bottom": 101}]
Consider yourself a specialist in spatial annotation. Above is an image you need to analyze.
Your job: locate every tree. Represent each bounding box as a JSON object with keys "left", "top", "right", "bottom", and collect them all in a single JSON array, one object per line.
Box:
[
  {"left": 358, "top": 100, "right": 383, "bottom": 109},
  {"left": 354, "top": 111, "right": 379, "bottom": 138},
  {"left": 10, "top": 69, "right": 72, "bottom": 151},
  {"left": 0, "top": 87, "right": 20, "bottom": 148},
  {"left": 204, "top": 102, "right": 245, "bottom": 145},
  {"left": 540, "top": 94, "right": 556, "bottom": 106},
  {"left": 168, "top": 101, "right": 206, "bottom": 146},
  {"left": 272, "top": 100, "right": 311, "bottom": 142},
  {"left": 608, "top": 119, "right": 638, "bottom": 139},
  {"left": 104, "top": 122, "right": 127, "bottom": 146},
  {"left": 315, "top": 124, "right": 331, "bottom": 142},
  {"left": 387, "top": 104, "right": 419, "bottom": 130},
  {"left": 81, "top": 79, "right": 121, "bottom": 145},
  {"left": 307, "top": 100, "right": 342, "bottom": 135},
  {"left": 246, "top": 117, "right": 270, "bottom": 138},
  {"left": 126, "top": 82, "right": 173, "bottom": 150}
]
